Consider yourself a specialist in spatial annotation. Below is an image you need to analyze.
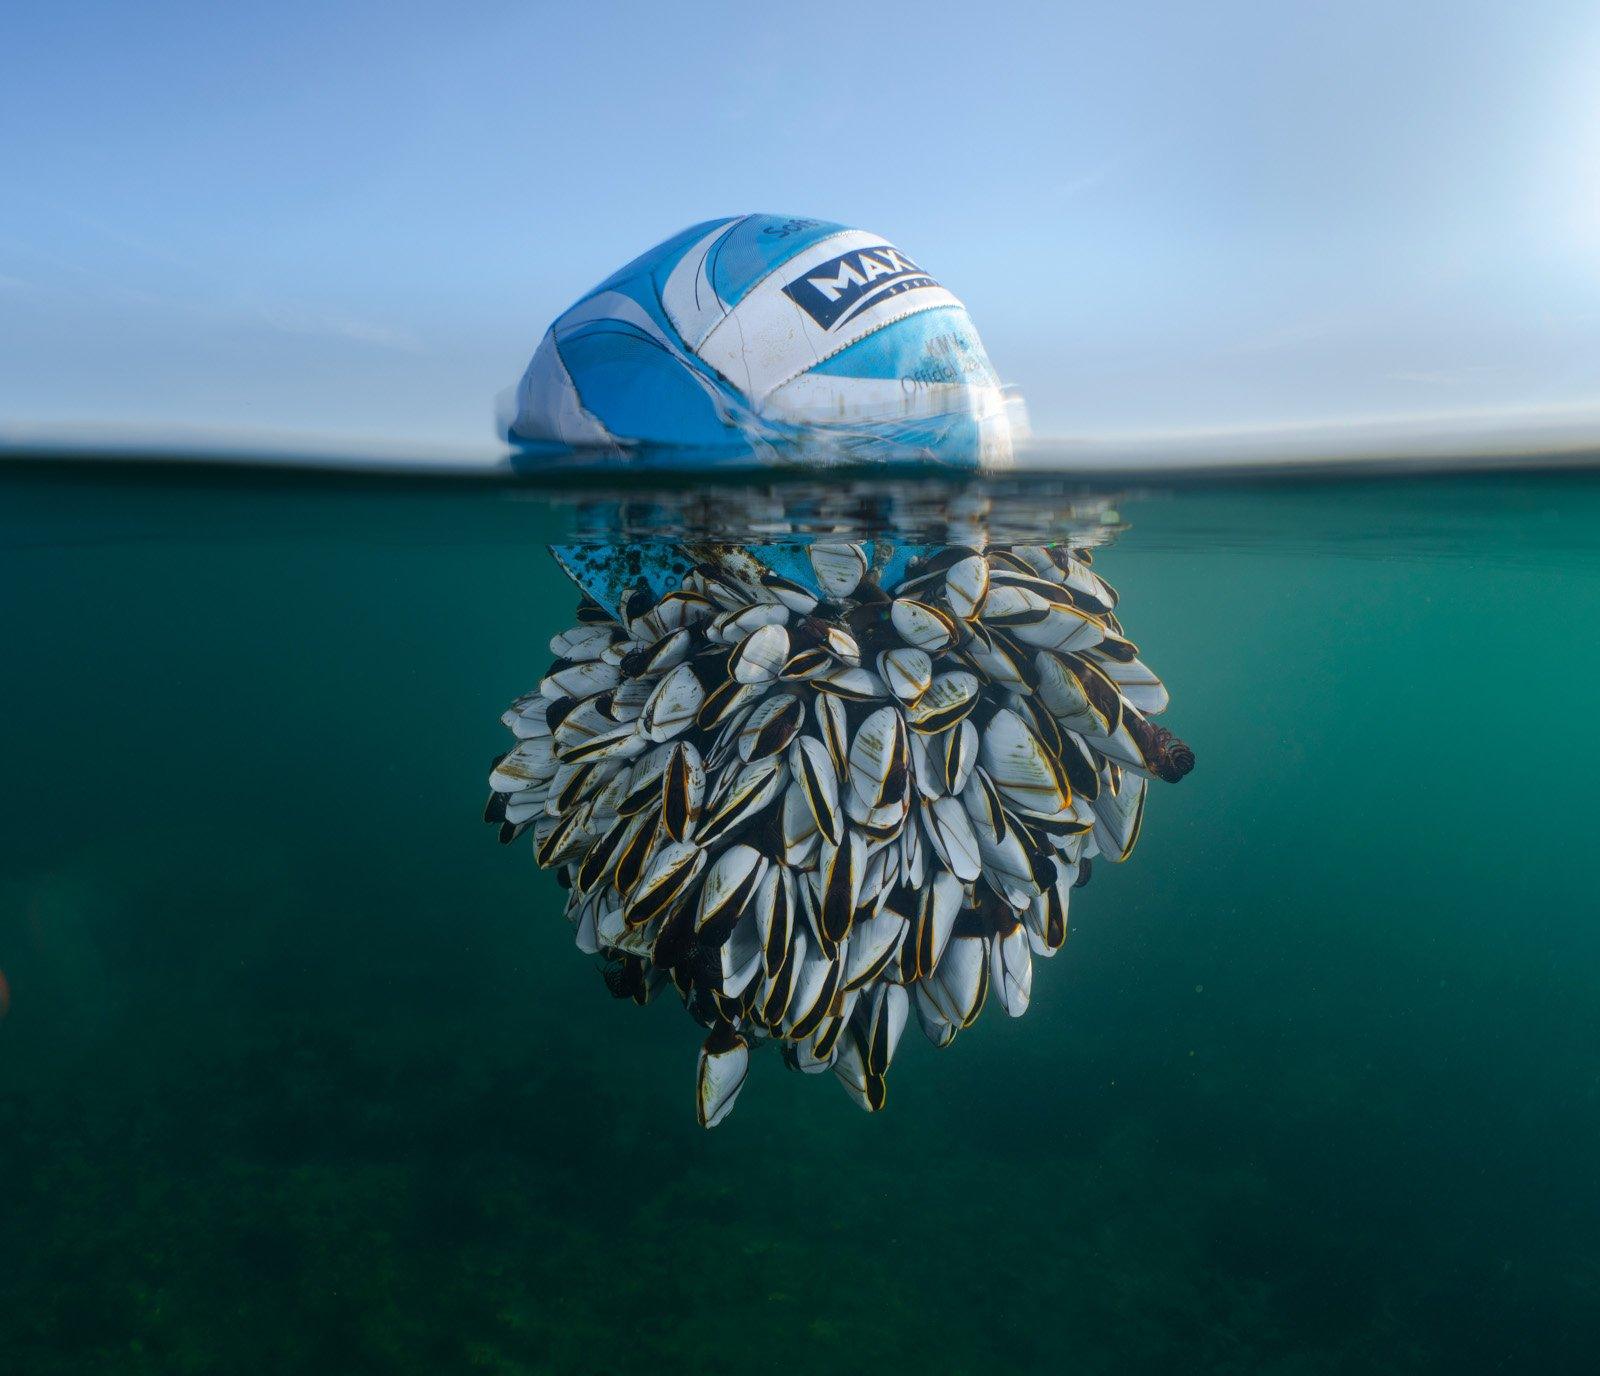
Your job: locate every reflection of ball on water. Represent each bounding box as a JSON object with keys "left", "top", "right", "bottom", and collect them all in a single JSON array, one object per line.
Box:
[{"left": 506, "top": 214, "right": 1013, "bottom": 462}]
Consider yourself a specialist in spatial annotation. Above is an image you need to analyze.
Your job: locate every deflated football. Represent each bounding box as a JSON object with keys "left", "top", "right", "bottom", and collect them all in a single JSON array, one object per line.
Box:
[{"left": 506, "top": 214, "right": 1011, "bottom": 462}]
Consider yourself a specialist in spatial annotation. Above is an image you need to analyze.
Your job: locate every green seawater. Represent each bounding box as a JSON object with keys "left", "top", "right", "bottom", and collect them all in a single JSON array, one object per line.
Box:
[{"left": 2, "top": 465, "right": 1598, "bottom": 1373}]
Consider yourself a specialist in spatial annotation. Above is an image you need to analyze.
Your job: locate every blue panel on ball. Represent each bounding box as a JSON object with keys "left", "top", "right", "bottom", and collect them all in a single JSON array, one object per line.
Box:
[
  {"left": 694, "top": 215, "right": 854, "bottom": 313},
  {"left": 805, "top": 306, "right": 998, "bottom": 385},
  {"left": 556, "top": 321, "right": 735, "bottom": 450}
]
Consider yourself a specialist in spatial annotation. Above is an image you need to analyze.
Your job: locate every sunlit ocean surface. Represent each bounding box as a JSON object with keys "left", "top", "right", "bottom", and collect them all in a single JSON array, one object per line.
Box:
[{"left": 3, "top": 462, "right": 1599, "bottom": 1374}]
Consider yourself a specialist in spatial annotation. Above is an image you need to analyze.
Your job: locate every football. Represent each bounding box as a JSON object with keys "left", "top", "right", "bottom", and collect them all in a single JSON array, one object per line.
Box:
[{"left": 506, "top": 214, "right": 1012, "bottom": 463}]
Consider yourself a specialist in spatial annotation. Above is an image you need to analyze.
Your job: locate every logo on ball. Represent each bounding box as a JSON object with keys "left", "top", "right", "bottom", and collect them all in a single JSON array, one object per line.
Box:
[{"left": 783, "top": 245, "right": 939, "bottom": 330}]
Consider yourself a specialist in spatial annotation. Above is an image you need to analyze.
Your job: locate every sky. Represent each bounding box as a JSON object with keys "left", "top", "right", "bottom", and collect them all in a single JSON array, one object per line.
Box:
[{"left": 4, "top": 0, "right": 1600, "bottom": 458}]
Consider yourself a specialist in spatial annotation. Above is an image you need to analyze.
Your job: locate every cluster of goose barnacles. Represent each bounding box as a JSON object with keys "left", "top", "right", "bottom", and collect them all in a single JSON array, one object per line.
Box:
[{"left": 486, "top": 539, "right": 1193, "bottom": 1126}]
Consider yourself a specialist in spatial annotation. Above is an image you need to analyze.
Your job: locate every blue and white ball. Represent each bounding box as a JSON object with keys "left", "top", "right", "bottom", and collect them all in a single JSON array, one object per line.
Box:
[{"left": 507, "top": 214, "right": 1013, "bottom": 464}]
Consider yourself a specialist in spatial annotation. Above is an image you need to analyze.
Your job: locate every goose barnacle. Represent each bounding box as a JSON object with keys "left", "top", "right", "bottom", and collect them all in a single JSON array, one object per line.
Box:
[
  {"left": 639, "top": 662, "right": 705, "bottom": 742},
  {"left": 789, "top": 735, "right": 844, "bottom": 847},
  {"left": 696, "top": 754, "right": 787, "bottom": 847},
  {"left": 878, "top": 646, "right": 933, "bottom": 705},
  {"left": 890, "top": 598, "right": 958, "bottom": 653},
  {"left": 661, "top": 741, "right": 705, "bottom": 842},
  {"left": 945, "top": 554, "right": 990, "bottom": 621},
  {"left": 847, "top": 705, "right": 909, "bottom": 813},
  {"left": 729, "top": 622, "right": 790, "bottom": 684},
  {"left": 907, "top": 670, "right": 981, "bottom": 733},
  {"left": 486, "top": 534, "right": 1192, "bottom": 1124},
  {"left": 809, "top": 542, "right": 868, "bottom": 599},
  {"left": 696, "top": 1023, "right": 750, "bottom": 1128},
  {"left": 737, "top": 693, "right": 805, "bottom": 762}
]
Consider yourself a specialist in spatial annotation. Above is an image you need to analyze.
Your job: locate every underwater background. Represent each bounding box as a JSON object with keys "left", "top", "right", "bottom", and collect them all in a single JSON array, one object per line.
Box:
[{"left": 3, "top": 464, "right": 1599, "bottom": 1373}]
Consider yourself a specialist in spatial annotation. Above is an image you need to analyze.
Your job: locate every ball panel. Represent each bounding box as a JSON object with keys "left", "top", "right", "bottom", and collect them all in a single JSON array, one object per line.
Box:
[
  {"left": 698, "top": 215, "right": 854, "bottom": 315},
  {"left": 556, "top": 324, "right": 734, "bottom": 448},
  {"left": 804, "top": 305, "right": 999, "bottom": 385},
  {"left": 658, "top": 215, "right": 859, "bottom": 355},
  {"left": 657, "top": 218, "right": 742, "bottom": 355},
  {"left": 694, "top": 230, "right": 967, "bottom": 405},
  {"left": 509, "top": 327, "right": 612, "bottom": 446},
  {"left": 584, "top": 216, "right": 739, "bottom": 305}
]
